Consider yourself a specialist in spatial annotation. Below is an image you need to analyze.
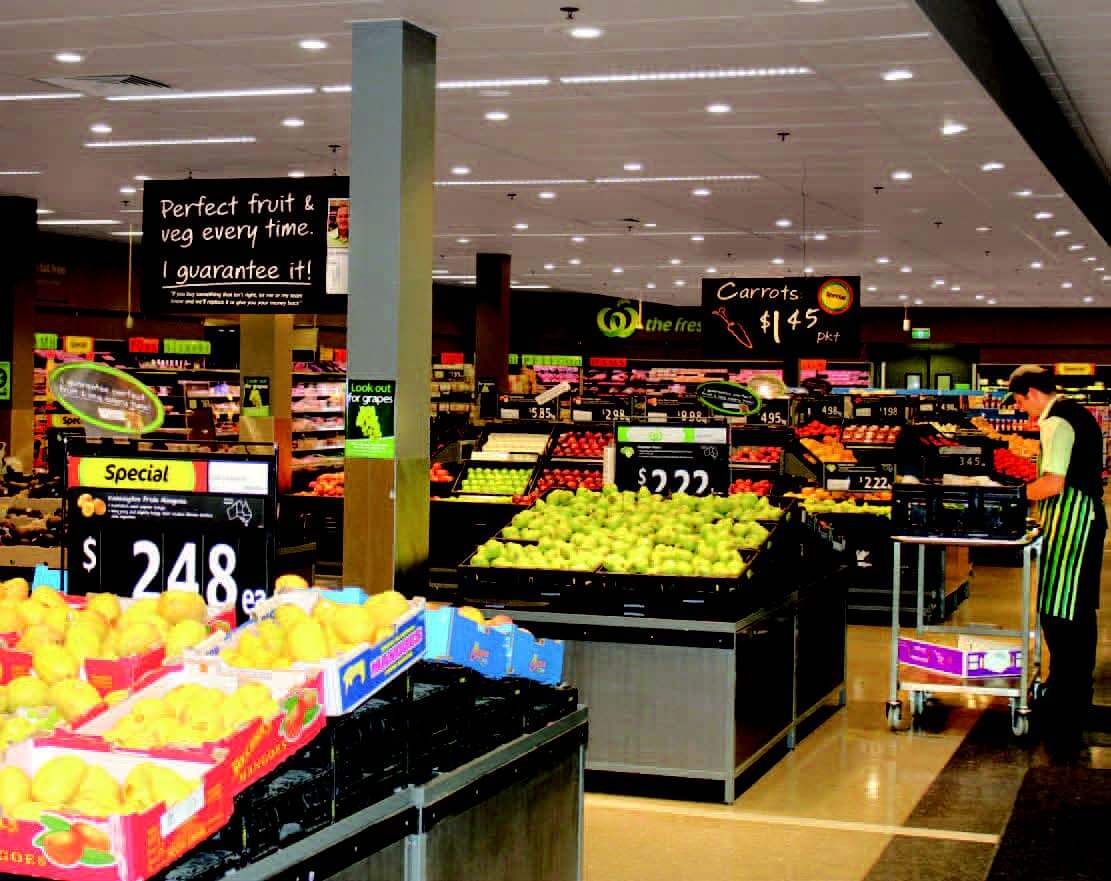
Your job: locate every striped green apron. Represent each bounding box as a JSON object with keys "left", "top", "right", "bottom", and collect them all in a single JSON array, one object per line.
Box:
[{"left": 1038, "top": 486, "right": 1096, "bottom": 620}]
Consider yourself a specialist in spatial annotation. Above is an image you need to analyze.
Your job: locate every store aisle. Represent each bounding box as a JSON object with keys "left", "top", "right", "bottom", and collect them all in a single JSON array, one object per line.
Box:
[{"left": 583, "top": 541, "right": 1111, "bottom": 881}]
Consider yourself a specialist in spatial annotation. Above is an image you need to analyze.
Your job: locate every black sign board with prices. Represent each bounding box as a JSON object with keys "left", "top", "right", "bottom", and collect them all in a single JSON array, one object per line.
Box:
[
  {"left": 142, "top": 176, "right": 349, "bottom": 314},
  {"left": 614, "top": 424, "right": 730, "bottom": 497},
  {"left": 744, "top": 398, "right": 790, "bottom": 427},
  {"left": 852, "top": 396, "right": 908, "bottom": 424},
  {"left": 702, "top": 276, "right": 861, "bottom": 357},
  {"left": 801, "top": 396, "right": 847, "bottom": 423},
  {"left": 917, "top": 396, "right": 962, "bottom": 417},
  {"left": 498, "top": 395, "right": 560, "bottom": 421},
  {"left": 64, "top": 439, "right": 277, "bottom": 622},
  {"left": 571, "top": 396, "right": 632, "bottom": 422},
  {"left": 823, "top": 462, "right": 895, "bottom": 492},
  {"left": 645, "top": 397, "right": 714, "bottom": 424}
]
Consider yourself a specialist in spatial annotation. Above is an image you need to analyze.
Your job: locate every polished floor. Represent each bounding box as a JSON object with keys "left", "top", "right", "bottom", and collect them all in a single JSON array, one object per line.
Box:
[{"left": 583, "top": 529, "right": 1111, "bottom": 881}]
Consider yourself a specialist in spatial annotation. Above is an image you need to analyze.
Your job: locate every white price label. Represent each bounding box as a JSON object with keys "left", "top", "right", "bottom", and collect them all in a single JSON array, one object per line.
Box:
[{"left": 636, "top": 467, "right": 711, "bottom": 495}]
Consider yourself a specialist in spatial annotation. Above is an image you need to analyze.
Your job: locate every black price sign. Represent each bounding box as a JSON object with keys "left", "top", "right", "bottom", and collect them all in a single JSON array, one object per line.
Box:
[
  {"left": 703, "top": 276, "right": 861, "bottom": 356},
  {"left": 614, "top": 424, "right": 730, "bottom": 497},
  {"left": 936, "top": 397, "right": 963, "bottom": 415},
  {"left": 645, "top": 398, "right": 712, "bottom": 424},
  {"left": 571, "top": 397, "right": 630, "bottom": 422},
  {"left": 802, "top": 397, "right": 845, "bottom": 422},
  {"left": 65, "top": 445, "right": 276, "bottom": 621},
  {"left": 823, "top": 462, "right": 895, "bottom": 492},
  {"left": 749, "top": 398, "right": 790, "bottom": 426},
  {"left": 853, "top": 397, "right": 906, "bottom": 423},
  {"left": 499, "top": 395, "right": 559, "bottom": 421},
  {"left": 937, "top": 446, "right": 987, "bottom": 472},
  {"left": 142, "top": 177, "right": 349, "bottom": 314}
]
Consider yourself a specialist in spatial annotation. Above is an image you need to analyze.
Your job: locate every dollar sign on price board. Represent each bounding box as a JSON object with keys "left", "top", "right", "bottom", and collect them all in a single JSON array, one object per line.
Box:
[{"left": 82, "top": 536, "right": 97, "bottom": 573}]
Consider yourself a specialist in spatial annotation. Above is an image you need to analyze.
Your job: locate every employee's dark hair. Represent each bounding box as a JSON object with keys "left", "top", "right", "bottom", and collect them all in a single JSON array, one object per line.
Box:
[{"left": 1007, "top": 368, "right": 1056, "bottom": 397}]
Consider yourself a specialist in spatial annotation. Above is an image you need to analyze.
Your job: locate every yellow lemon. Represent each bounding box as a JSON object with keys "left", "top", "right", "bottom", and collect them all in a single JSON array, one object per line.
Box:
[
  {"left": 8, "top": 800, "right": 46, "bottom": 821},
  {"left": 16, "top": 623, "right": 63, "bottom": 653},
  {"left": 0, "top": 605, "right": 22, "bottom": 634},
  {"left": 64, "top": 621, "right": 102, "bottom": 663},
  {"left": 288, "top": 618, "right": 328, "bottom": 662},
  {"left": 73, "top": 609, "right": 109, "bottom": 639},
  {"left": 32, "top": 644, "right": 79, "bottom": 684},
  {"left": 365, "top": 591, "right": 409, "bottom": 626},
  {"left": 30, "top": 585, "right": 66, "bottom": 610},
  {"left": 75, "top": 764, "right": 121, "bottom": 807},
  {"left": 16, "top": 600, "right": 46, "bottom": 628},
  {"left": 128, "top": 697, "right": 169, "bottom": 724},
  {"left": 158, "top": 590, "right": 208, "bottom": 625},
  {"left": 1, "top": 577, "right": 30, "bottom": 602},
  {"left": 274, "top": 603, "right": 309, "bottom": 631},
  {"left": 0, "top": 766, "right": 32, "bottom": 812},
  {"left": 31, "top": 755, "right": 88, "bottom": 806},
  {"left": 122, "top": 597, "right": 160, "bottom": 620},
  {"left": 165, "top": 619, "right": 207, "bottom": 658},
  {"left": 274, "top": 573, "right": 309, "bottom": 592},
  {"left": 333, "top": 604, "right": 375, "bottom": 645},
  {"left": 8, "top": 676, "right": 48, "bottom": 709},
  {"left": 86, "top": 593, "right": 121, "bottom": 624},
  {"left": 257, "top": 619, "right": 286, "bottom": 653},
  {"left": 44, "top": 606, "right": 70, "bottom": 634},
  {"left": 49, "top": 678, "right": 101, "bottom": 722},
  {"left": 115, "top": 619, "right": 161, "bottom": 656}
]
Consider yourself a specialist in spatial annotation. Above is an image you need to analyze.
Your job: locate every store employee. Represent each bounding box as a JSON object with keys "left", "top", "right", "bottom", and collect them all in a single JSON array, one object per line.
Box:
[{"left": 1007, "top": 366, "right": 1106, "bottom": 743}]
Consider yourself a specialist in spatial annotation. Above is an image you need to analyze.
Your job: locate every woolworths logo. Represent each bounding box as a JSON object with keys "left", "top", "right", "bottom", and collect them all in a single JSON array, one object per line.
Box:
[{"left": 597, "top": 301, "right": 639, "bottom": 338}]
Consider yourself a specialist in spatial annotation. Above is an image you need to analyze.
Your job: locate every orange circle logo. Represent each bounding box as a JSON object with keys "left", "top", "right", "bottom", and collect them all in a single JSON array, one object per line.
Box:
[{"left": 817, "top": 278, "right": 854, "bottom": 315}]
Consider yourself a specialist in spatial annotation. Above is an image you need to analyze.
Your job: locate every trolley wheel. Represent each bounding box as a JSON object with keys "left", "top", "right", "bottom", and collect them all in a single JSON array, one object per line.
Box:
[
  {"left": 1011, "top": 708, "right": 1031, "bottom": 738},
  {"left": 885, "top": 701, "right": 902, "bottom": 729},
  {"left": 910, "top": 691, "right": 927, "bottom": 718}
]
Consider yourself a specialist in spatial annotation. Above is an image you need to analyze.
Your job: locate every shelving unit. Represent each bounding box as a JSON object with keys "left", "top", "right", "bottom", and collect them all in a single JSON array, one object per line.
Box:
[
  {"left": 292, "top": 374, "right": 346, "bottom": 457},
  {"left": 431, "top": 360, "right": 475, "bottom": 417}
]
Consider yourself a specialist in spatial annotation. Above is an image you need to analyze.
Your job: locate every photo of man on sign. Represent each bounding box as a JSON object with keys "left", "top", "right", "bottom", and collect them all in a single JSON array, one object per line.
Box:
[{"left": 326, "top": 197, "right": 350, "bottom": 295}]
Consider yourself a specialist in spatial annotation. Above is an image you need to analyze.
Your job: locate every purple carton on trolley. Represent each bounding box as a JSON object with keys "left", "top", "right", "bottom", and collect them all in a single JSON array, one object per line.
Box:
[{"left": 898, "top": 637, "right": 1023, "bottom": 678}]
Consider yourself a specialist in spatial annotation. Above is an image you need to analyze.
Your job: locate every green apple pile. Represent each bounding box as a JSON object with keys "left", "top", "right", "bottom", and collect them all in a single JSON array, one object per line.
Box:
[
  {"left": 460, "top": 466, "right": 532, "bottom": 496},
  {"left": 472, "top": 486, "right": 783, "bottom": 577},
  {"left": 801, "top": 497, "right": 891, "bottom": 518}
]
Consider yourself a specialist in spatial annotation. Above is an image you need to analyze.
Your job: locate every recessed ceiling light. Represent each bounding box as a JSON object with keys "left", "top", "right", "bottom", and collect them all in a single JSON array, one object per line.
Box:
[
  {"left": 85, "top": 136, "right": 256, "bottom": 147},
  {"left": 432, "top": 268, "right": 450, "bottom": 275},
  {"left": 1034, "top": 211, "right": 1053, "bottom": 220},
  {"left": 568, "top": 258, "right": 582, "bottom": 265},
  {"left": 0, "top": 92, "right": 82, "bottom": 102},
  {"left": 282, "top": 117, "right": 305, "bottom": 128},
  {"left": 950, "top": 285, "right": 961, "bottom": 292},
  {"left": 876, "top": 256, "right": 891, "bottom": 264},
  {"left": 54, "top": 51, "right": 83, "bottom": 63},
  {"left": 623, "top": 162, "right": 643, "bottom": 172},
  {"left": 674, "top": 279, "right": 686, "bottom": 286},
  {"left": 981, "top": 161, "right": 1005, "bottom": 172},
  {"left": 569, "top": 26, "right": 604, "bottom": 39},
  {"left": 438, "top": 78, "right": 550, "bottom": 90},
  {"left": 976, "top": 226, "right": 992, "bottom": 232},
  {"left": 1061, "top": 281, "right": 1073, "bottom": 289},
  {"left": 987, "top": 298, "right": 998, "bottom": 304},
  {"left": 1082, "top": 256, "right": 1097, "bottom": 262},
  {"left": 646, "top": 282, "right": 657, "bottom": 289},
  {"left": 288, "top": 170, "right": 306, "bottom": 178},
  {"left": 913, "top": 298, "right": 924, "bottom": 305},
  {"left": 1014, "top": 189, "right": 1033, "bottom": 197},
  {"left": 484, "top": 110, "right": 509, "bottom": 122},
  {"left": 691, "top": 235, "right": 705, "bottom": 242},
  {"left": 775, "top": 218, "right": 792, "bottom": 228},
  {"left": 560, "top": 67, "right": 813, "bottom": 85},
  {"left": 772, "top": 257, "right": 785, "bottom": 266},
  {"left": 38, "top": 219, "right": 120, "bottom": 226},
  {"left": 932, "top": 278, "right": 945, "bottom": 286},
  {"left": 643, "top": 222, "right": 657, "bottom": 228},
  {"left": 812, "top": 232, "right": 828, "bottom": 241},
  {"left": 941, "top": 121, "right": 967, "bottom": 135},
  {"left": 1096, "top": 266, "right": 1106, "bottom": 272},
  {"left": 110, "top": 230, "right": 142, "bottom": 237},
  {"left": 0, "top": 170, "right": 41, "bottom": 176},
  {"left": 898, "top": 294, "right": 909, "bottom": 301},
  {"left": 538, "top": 191, "right": 556, "bottom": 199},
  {"left": 866, "top": 285, "right": 877, "bottom": 292},
  {"left": 299, "top": 38, "right": 328, "bottom": 50},
  {"left": 1068, "top": 243, "right": 1085, "bottom": 251},
  {"left": 1054, "top": 229, "right": 1071, "bottom": 237},
  {"left": 883, "top": 69, "right": 913, "bottom": 82},
  {"left": 804, "top": 266, "right": 814, "bottom": 274},
  {"left": 1030, "top": 261, "right": 1043, "bottom": 269},
  {"left": 456, "top": 238, "right": 470, "bottom": 244},
  {"left": 706, "top": 267, "right": 718, "bottom": 273},
  {"left": 891, "top": 170, "right": 913, "bottom": 181},
  {"left": 692, "top": 187, "right": 711, "bottom": 197},
  {"left": 974, "top": 294, "right": 985, "bottom": 301},
  {"left": 1103, "top": 276, "right": 1111, "bottom": 282},
  {"left": 451, "top": 165, "right": 471, "bottom": 176},
  {"left": 900, "top": 265, "right": 913, "bottom": 273},
  {"left": 706, "top": 102, "right": 732, "bottom": 114},
  {"left": 134, "top": 174, "right": 152, "bottom": 181},
  {"left": 119, "top": 186, "right": 136, "bottom": 194},
  {"left": 669, "top": 258, "right": 682, "bottom": 265},
  {"left": 513, "top": 222, "right": 529, "bottom": 230},
  {"left": 89, "top": 123, "right": 112, "bottom": 134},
  {"left": 571, "top": 235, "right": 585, "bottom": 243},
  {"left": 36, "top": 208, "right": 54, "bottom": 215},
  {"left": 612, "top": 266, "right": 624, "bottom": 274},
  {"left": 1083, "top": 296, "right": 1095, "bottom": 303},
  {"left": 108, "top": 86, "right": 316, "bottom": 102},
  {"left": 543, "top": 263, "right": 555, "bottom": 270}
]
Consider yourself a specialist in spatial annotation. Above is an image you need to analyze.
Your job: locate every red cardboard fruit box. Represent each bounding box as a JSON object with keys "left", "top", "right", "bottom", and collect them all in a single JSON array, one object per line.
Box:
[
  {"left": 63, "top": 664, "right": 326, "bottom": 797},
  {"left": 0, "top": 599, "right": 236, "bottom": 695},
  {"left": 0, "top": 740, "right": 233, "bottom": 881}
]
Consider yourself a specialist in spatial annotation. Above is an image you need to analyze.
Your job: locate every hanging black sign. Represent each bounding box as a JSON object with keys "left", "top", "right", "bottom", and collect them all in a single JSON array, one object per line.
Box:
[
  {"left": 498, "top": 395, "right": 560, "bottom": 421},
  {"left": 852, "top": 396, "right": 907, "bottom": 423},
  {"left": 801, "top": 396, "right": 846, "bottom": 423},
  {"left": 823, "top": 462, "right": 895, "bottom": 492},
  {"left": 142, "top": 176, "right": 349, "bottom": 314},
  {"left": 702, "top": 276, "right": 861, "bottom": 356},
  {"left": 571, "top": 397, "right": 632, "bottom": 422},
  {"left": 644, "top": 397, "right": 713, "bottom": 424},
  {"left": 614, "top": 424, "right": 730, "bottom": 496}
]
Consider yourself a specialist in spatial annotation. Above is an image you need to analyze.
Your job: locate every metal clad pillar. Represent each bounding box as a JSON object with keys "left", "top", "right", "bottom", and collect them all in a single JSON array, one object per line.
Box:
[{"left": 343, "top": 20, "right": 436, "bottom": 593}]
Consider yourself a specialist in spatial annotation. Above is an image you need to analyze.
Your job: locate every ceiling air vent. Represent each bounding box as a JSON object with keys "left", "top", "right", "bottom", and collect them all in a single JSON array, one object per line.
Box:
[{"left": 34, "top": 74, "right": 173, "bottom": 98}]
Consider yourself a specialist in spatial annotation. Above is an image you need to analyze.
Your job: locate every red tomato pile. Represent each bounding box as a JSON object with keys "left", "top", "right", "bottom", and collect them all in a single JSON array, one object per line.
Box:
[
  {"left": 796, "top": 420, "right": 840, "bottom": 440},
  {"left": 430, "top": 463, "right": 455, "bottom": 484},
  {"left": 843, "top": 424, "right": 902, "bottom": 445},
  {"left": 730, "top": 446, "right": 781, "bottom": 464},
  {"left": 994, "top": 448, "right": 1037, "bottom": 482},
  {"left": 729, "top": 478, "right": 772, "bottom": 496},
  {"left": 306, "top": 472, "right": 344, "bottom": 497},
  {"left": 553, "top": 430, "right": 614, "bottom": 458}
]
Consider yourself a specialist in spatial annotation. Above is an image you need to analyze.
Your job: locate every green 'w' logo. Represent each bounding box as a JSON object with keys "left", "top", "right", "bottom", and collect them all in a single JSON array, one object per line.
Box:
[{"left": 597, "top": 301, "right": 639, "bottom": 338}]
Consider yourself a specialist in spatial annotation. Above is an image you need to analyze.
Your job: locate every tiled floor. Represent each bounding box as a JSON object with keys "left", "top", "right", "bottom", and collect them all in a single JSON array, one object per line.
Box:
[{"left": 583, "top": 528, "right": 1111, "bottom": 881}]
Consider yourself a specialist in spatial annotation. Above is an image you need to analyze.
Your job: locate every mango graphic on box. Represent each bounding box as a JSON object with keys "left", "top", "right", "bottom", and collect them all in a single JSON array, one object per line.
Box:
[{"left": 278, "top": 688, "right": 321, "bottom": 741}]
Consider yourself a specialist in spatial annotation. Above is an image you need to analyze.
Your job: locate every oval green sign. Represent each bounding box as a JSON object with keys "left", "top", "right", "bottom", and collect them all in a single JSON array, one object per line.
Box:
[
  {"left": 48, "top": 362, "right": 165, "bottom": 435},
  {"left": 697, "top": 380, "right": 761, "bottom": 417}
]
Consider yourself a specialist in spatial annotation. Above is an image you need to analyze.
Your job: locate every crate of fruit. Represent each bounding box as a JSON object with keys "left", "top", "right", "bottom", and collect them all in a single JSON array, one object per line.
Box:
[
  {"left": 65, "top": 664, "right": 327, "bottom": 797},
  {"left": 197, "top": 589, "right": 426, "bottom": 716},
  {"left": 549, "top": 426, "right": 614, "bottom": 461},
  {"left": 458, "top": 541, "right": 609, "bottom": 613},
  {"left": 0, "top": 739, "right": 233, "bottom": 881},
  {"left": 0, "top": 585, "right": 236, "bottom": 695},
  {"left": 452, "top": 461, "right": 538, "bottom": 498},
  {"left": 603, "top": 548, "right": 760, "bottom": 620}
]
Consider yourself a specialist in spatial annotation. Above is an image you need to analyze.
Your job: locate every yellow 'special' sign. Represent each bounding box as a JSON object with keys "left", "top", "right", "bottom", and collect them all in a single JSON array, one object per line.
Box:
[{"left": 74, "top": 456, "right": 200, "bottom": 492}]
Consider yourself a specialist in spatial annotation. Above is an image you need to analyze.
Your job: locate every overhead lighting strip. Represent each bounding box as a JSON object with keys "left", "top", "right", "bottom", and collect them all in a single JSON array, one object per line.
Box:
[
  {"left": 435, "top": 178, "right": 589, "bottom": 187},
  {"left": 107, "top": 87, "right": 316, "bottom": 102},
  {"left": 86, "top": 137, "right": 257, "bottom": 147},
  {"left": 438, "top": 78, "right": 551, "bottom": 89},
  {"left": 39, "top": 219, "right": 121, "bottom": 226},
  {"left": 435, "top": 174, "right": 760, "bottom": 187},
  {"left": 0, "top": 92, "right": 82, "bottom": 102},
  {"left": 561, "top": 67, "right": 813, "bottom": 85},
  {"left": 594, "top": 174, "right": 760, "bottom": 183}
]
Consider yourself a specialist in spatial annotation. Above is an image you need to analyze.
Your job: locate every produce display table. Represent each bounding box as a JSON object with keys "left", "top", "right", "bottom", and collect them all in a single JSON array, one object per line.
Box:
[
  {"left": 196, "top": 707, "right": 587, "bottom": 881},
  {"left": 483, "top": 572, "right": 846, "bottom": 804}
]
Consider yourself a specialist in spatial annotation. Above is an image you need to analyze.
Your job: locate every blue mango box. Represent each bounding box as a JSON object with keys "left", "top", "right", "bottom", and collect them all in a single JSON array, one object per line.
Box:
[
  {"left": 32, "top": 565, "right": 66, "bottom": 592},
  {"left": 425, "top": 606, "right": 564, "bottom": 684},
  {"left": 507, "top": 628, "right": 564, "bottom": 685}
]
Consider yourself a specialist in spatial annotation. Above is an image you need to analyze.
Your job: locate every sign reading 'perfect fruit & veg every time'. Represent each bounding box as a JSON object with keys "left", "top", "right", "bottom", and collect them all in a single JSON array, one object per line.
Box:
[{"left": 346, "top": 379, "right": 396, "bottom": 459}]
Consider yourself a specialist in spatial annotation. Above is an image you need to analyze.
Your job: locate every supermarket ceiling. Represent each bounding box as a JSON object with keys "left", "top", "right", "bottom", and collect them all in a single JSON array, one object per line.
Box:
[{"left": 0, "top": 0, "right": 1108, "bottom": 310}]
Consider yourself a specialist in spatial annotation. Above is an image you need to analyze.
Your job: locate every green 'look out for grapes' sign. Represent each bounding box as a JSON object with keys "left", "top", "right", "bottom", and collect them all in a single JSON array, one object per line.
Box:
[{"left": 345, "top": 379, "right": 396, "bottom": 459}]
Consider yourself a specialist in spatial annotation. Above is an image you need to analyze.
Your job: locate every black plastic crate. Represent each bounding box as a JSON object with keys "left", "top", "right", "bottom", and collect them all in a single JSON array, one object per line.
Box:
[
  {"left": 150, "top": 848, "right": 242, "bottom": 881},
  {"left": 893, "top": 480, "right": 1026, "bottom": 539},
  {"left": 333, "top": 759, "right": 407, "bottom": 820},
  {"left": 603, "top": 548, "right": 758, "bottom": 619},
  {"left": 452, "top": 459, "right": 538, "bottom": 497},
  {"left": 523, "top": 683, "right": 579, "bottom": 732},
  {"left": 458, "top": 553, "right": 609, "bottom": 613},
  {"left": 466, "top": 694, "right": 528, "bottom": 758},
  {"left": 407, "top": 681, "right": 475, "bottom": 782},
  {"left": 410, "top": 659, "right": 479, "bottom": 691}
]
